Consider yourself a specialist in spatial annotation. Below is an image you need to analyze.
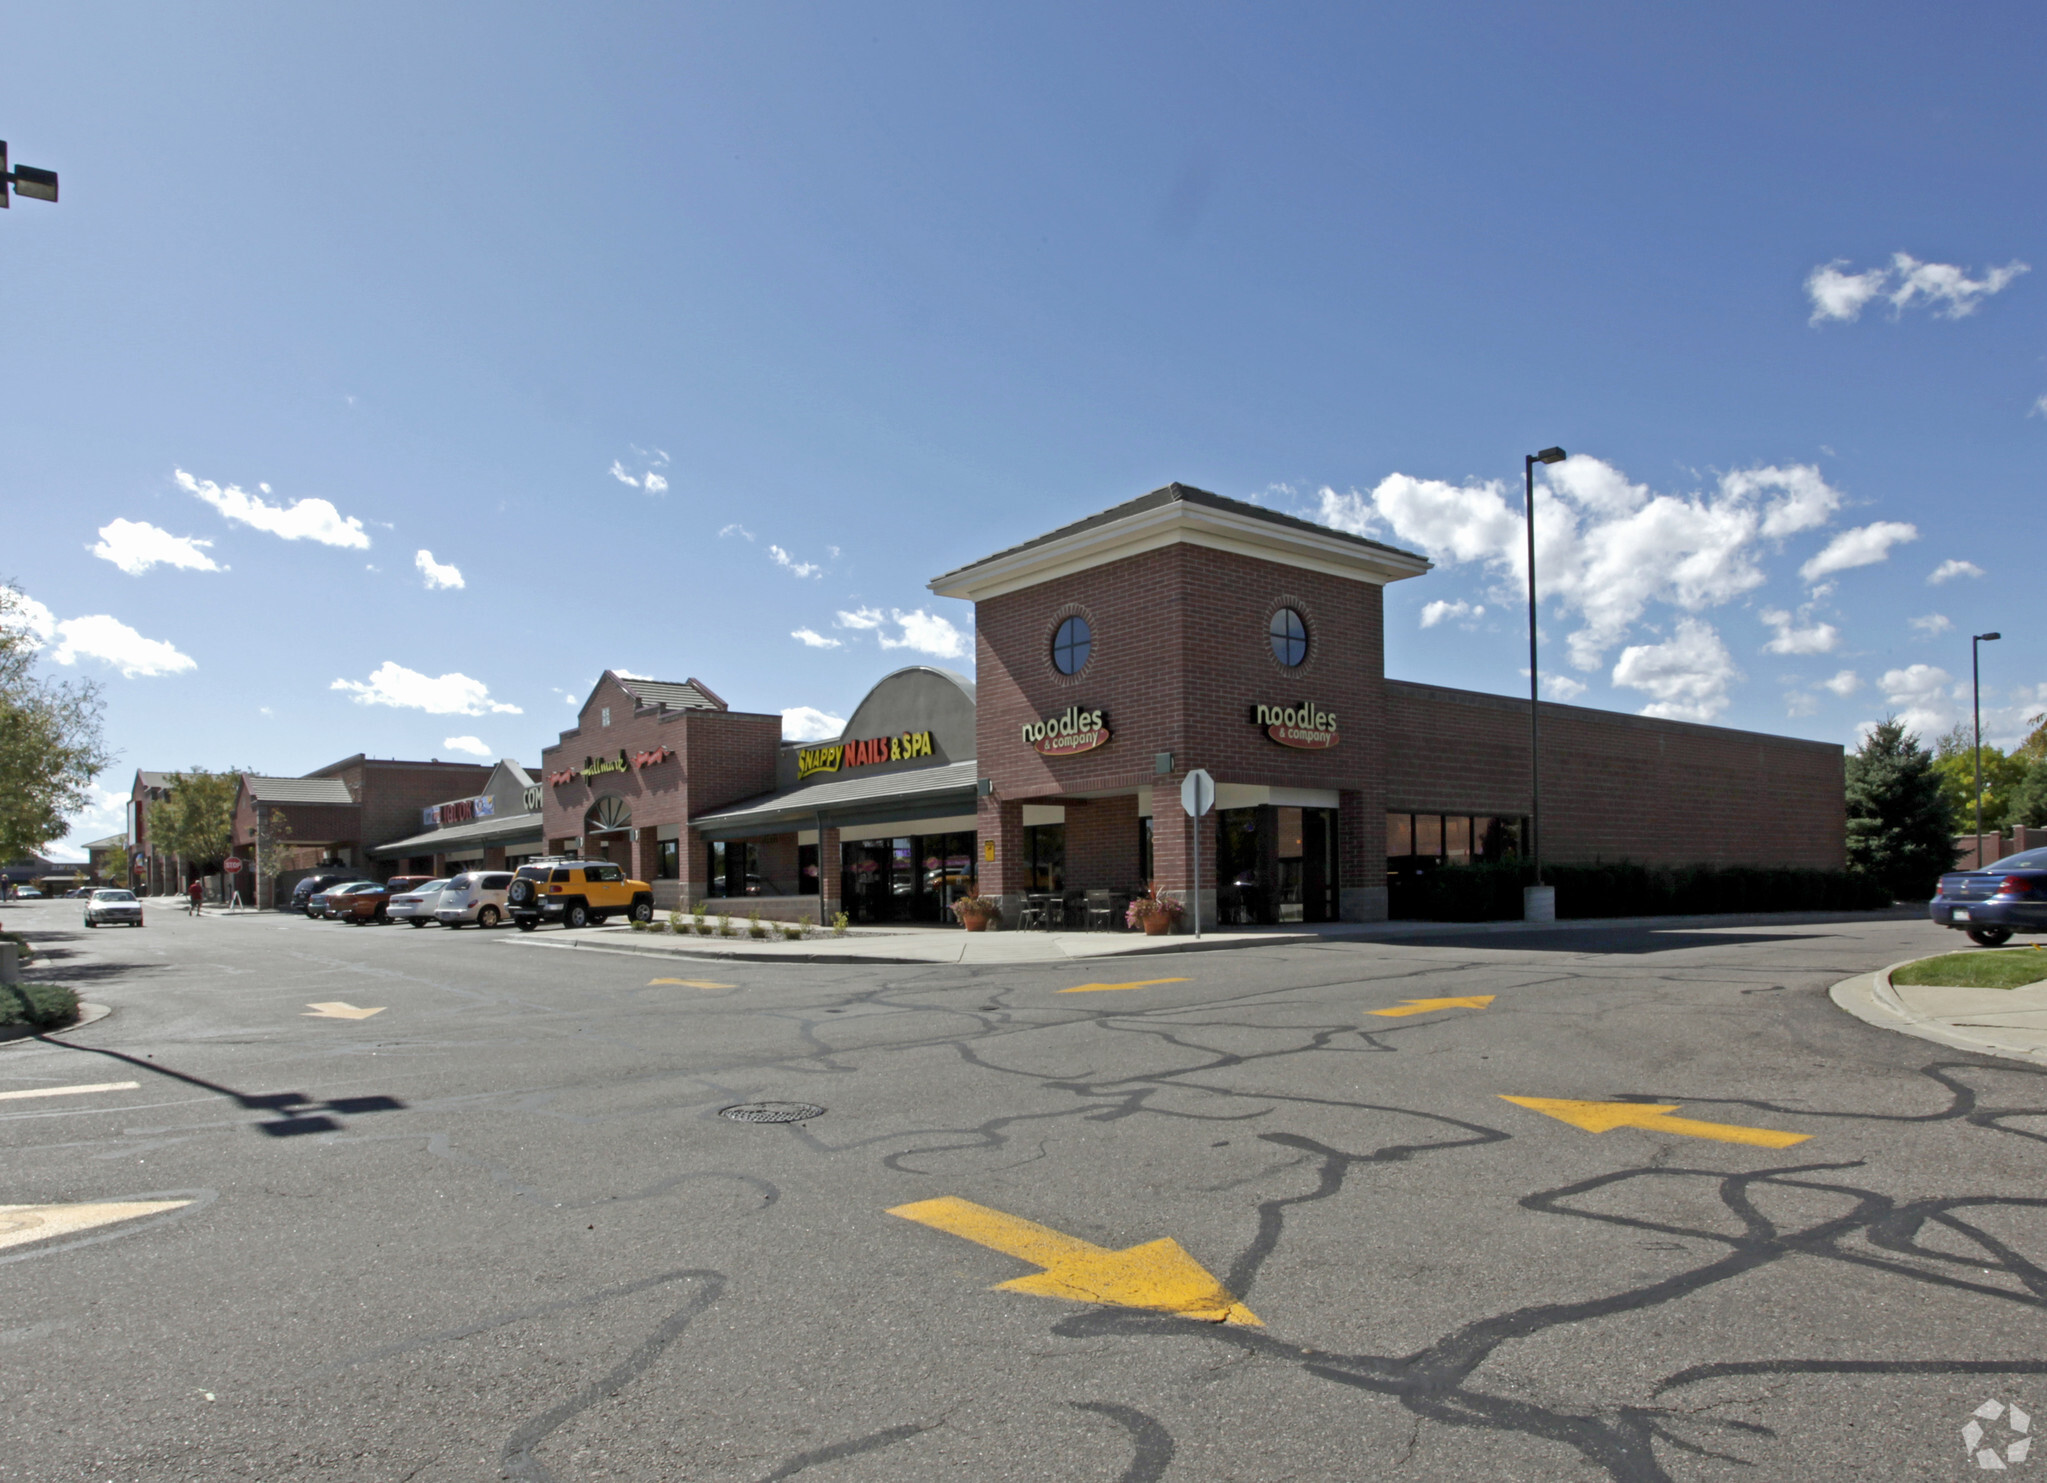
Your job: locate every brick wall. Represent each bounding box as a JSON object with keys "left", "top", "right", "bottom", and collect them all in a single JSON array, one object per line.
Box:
[
  {"left": 1066, "top": 794, "right": 1141, "bottom": 890},
  {"left": 1382, "top": 681, "right": 1846, "bottom": 869}
]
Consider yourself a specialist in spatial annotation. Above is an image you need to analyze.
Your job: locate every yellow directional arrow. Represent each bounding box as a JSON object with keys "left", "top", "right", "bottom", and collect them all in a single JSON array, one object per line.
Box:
[
  {"left": 1500, "top": 1095, "right": 1811, "bottom": 1148},
  {"left": 648, "top": 978, "right": 736, "bottom": 989},
  {"left": 1057, "top": 977, "right": 1190, "bottom": 994},
  {"left": 888, "top": 1195, "right": 1258, "bottom": 1324},
  {"left": 302, "top": 1002, "right": 384, "bottom": 1020},
  {"left": 0, "top": 1200, "right": 192, "bottom": 1253},
  {"left": 1366, "top": 995, "right": 1495, "bottom": 1018}
]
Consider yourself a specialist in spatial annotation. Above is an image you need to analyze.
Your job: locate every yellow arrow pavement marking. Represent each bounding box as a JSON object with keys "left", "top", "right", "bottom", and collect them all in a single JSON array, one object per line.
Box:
[
  {"left": 648, "top": 978, "right": 736, "bottom": 989},
  {"left": 0, "top": 1200, "right": 192, "bottom": 1253},
  {"left": 0, "top": 1081, "right": 140, "bottom": 1102},
  {"left": 1365, "top": 995, "right": 1496, "bottom": 1018},
  {"left": 1057, "top": 978, "right": 1190, "bottom": 994},
  {"left": 1500, "top": 1095, "right": 1811, "bottom": 1148},
  {"left": 888, "top": 1195, "right": 1259, "bottom": 1324},
  {"left": 302, "top": 1002, "right": 385, "bottom": 1020}
]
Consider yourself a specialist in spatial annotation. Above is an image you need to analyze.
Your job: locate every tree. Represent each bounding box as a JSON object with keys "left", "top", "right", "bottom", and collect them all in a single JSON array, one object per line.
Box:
[
  {"left": 2011, "top": 716, "right": 2047, "bottom": 829},
  {"left": 151, "top": 768, "right": 244, "bottom": 872},
  {"left": 1931, "top": 725, "right": 2028, "bottom": 834},
  {"left": 102, "top": 842, "right": 131, "bottom": 884},
  {"left": 0, "top": 583, "right": 112, "bottom": 861},
  {"left": 1847, "top": 720, "right": 1957, "bottom": 900},
  {"left": 256, "top": 808, "right": 295, "bottom": 908}
]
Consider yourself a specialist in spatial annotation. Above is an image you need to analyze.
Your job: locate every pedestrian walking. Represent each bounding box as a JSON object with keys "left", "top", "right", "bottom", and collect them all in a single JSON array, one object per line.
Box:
[{"left": 186, "top": 879, "right": 204, "bottom": 916}]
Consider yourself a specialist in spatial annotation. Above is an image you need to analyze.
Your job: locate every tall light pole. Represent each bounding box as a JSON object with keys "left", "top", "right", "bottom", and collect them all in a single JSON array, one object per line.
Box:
[
  {"left": 1524, "top": 446, "right": 1568, "bottom": 919},
  {"left": 0, "top": 143, "right": 58, "bottom": 207},
  {"left": 1973, "top": 631, "right": 2002, "bottom": 868}
]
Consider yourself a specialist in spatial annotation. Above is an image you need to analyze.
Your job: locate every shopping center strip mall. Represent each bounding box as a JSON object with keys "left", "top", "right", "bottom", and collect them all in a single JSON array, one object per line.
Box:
[{"left": 478, "top": 482, "right": 1839, "bottom": 930}]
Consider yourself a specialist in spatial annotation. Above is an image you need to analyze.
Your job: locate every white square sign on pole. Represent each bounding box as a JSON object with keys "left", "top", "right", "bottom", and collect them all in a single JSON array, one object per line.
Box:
[{"left": 1180, "top": 769, "right": 1214, "bottom": 938}]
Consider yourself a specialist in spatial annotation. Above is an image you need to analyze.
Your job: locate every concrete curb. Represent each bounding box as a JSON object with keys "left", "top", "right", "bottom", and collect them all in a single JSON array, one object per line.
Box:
[
  {"left": 1828, "top": 960, "right": 2047, "bottom": 1068},
  {"left": 0, "top": 1001, "right": 112, "bottom": 1048},
  {"left": 500, "top": 929, "right": 1325, "bottom": 966}
]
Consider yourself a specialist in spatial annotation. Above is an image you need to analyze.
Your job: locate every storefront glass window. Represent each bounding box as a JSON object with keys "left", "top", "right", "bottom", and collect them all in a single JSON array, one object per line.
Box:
[
  {"left": 1445, "top": 814, "right": 1472, "bottom": 865},
  {"left": 1386, "top": 813, "right": 1526, "bottom": 883},
  {"left": 799, "top": 843, "right": 819, "bottom": 895},
  {"left": 657, "top": 839, "right": 679, "bottom": 880},
  {"left": 1024, "top": 824, "right": 1065, "bottom": 892},
  {"left": 1269, "top": 608, "right": 1308, "bottom": 666},
  {"left": 1138, "top": 816, "right": 1154, "bottom": 886},
  {"left": 1051, "top": 616, "right": 1091, "bottom": 675},
  {"left": 840, "top": 831, "right": 976, "bottom": 923},
  {"left": 706, "top": 840, "right": 759, "bottom": 898}
]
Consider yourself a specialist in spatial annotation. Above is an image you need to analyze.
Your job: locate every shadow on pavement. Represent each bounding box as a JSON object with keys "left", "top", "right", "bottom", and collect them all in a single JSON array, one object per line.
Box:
[{"left": 32, "top": 1037, "right": 406, "bottom": 1137}]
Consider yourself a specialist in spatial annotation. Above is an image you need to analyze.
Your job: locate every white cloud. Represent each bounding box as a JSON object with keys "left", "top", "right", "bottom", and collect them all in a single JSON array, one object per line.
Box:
[
  {"left": 331, "top": 661, "right": 521, "bottom": 715},
  {"left": 1806, "top": 253, "right": 2028, "bottom": 324},
  {"left": 609, "top": 460, "right": 640, "bottom": 488},
  {"left": 47, "top": 615, "right": 197, "bottom": 678},
  {"left": 56, "top": 783, "right": 132, "bottom": 855},
  {"left": 791, "top": 628, "right": 843, "bottom": 649},
  {"left": 90, "top": 518, "right": 221, "bottom": 575},
  {"left": 1784, "top": 690, "right": 1821, "bottom": 717},
  {"left": 878, "top": 608, "right": 970, "bottom": 659},
  {"left": 1419, "top": 598, "right": 1485, "bottom": 629},
  {"left": 719, "top": 524, "right": 755, "bottom": 541},
  {"left": 1818, "top": 669, "right": 1863, "bottom": 697},
  {"left": 609, "top": 448, "right": 671, "bottom": 494},
  {"left": 1798, "top": 521, "right": 1918, "bottom": 583},
  {"left": 1322, "top": 458, "right": 1846, "bottom": 673},
  {"left": 442, "top": 735, "right": 493, "bottom": 757},
  {"left": 642, "top": 471, "right": 669, "bottom": 495},
  {"left": 3, "top": 594, "right": 56, "bottom": 645},
  {"left": 1928, "top": 559, "right": 1984, "bottom": 585},
  {"left": 1760, "top": 608, "right": 1840, "bottom": 655},
  {"left": 1610, "top": 619, "right": 1741, "bottom": 722},
  {"left": 1543, "top": 674, "right": 1587, "bottom": 701},
  {"left": 2033, "top": 394, "right": 2047, "bottom": 420},
  {"left": 1877, "top": 663, "right": 1957, "bottom": 740},
  {"left": 769, "top": 545, "right": 822, "bottom": 579},
  {"left": 415, "top": 549, "right": 465, "bottom": 590},
  {"left": 780, "top": 706, "right": 844, "bottom": 741},
  {"left": 835, "top": 607, "right": 887, "bottom": 630},
  {"left": 1910, "top": 612, "right": 1954, "bottom": 636},
  {"left": 1806, "top": 261, "right": 1892, "bottom": 324},
  {"left": 176, "top": 468, "right": 369, "bottom": 549}
]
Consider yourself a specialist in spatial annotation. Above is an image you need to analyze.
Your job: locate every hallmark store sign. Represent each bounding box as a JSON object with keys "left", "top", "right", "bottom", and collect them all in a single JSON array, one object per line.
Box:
[
  {"left": 798, "top": 730, "right": 935, "bottom": 781},
  {"left": 1253, "top": 701, "right": 1339, "bottom": 750},
  {"left": 546, "top": 745, "right": 675, "bottom": 788},
  {"left": 422, "top": 795, "right": 496, "bottom": 830},
  {"left": 1022, "top": 705, "right": 1110, "bottom": 757}
]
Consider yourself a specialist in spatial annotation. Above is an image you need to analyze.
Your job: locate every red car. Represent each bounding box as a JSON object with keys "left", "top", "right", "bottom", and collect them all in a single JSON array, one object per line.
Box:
[{"left": 331, "top": 876, "right": 432, "bottom": 925}]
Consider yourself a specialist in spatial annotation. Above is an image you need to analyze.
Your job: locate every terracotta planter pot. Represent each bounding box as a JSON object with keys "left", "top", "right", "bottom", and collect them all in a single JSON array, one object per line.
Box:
[
  {"left": 1141, "top": 914, "right": 1173, "bottom": 936},
  {"left": 958, "top": 909, "right": 993, "bottom": 933}
]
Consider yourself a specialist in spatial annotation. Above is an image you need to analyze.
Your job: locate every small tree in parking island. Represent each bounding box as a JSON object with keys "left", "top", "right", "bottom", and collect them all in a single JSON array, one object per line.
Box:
[{"left": 1846, "top": 719, "right": 1956, "bottom": 901}]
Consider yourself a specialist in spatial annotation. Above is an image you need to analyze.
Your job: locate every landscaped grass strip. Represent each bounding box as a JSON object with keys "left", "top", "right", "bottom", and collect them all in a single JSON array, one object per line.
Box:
[
  {"left": 1891, "top": 949, "right": 2047, "bottom": 991},
  {"left": 0, "top": 983, "right": 79, "bottom": 1028}
]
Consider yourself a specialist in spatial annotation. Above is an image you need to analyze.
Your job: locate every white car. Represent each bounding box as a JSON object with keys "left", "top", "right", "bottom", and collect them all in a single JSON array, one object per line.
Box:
[
  {"left": 84, "top": 888, "right": 144, "bottom": 928},
  {"left": 436, "top": 871, "right": 514, "bottom": 929},
  {"left": 388, "top": 878, "right": 452, "bottom": 927}
]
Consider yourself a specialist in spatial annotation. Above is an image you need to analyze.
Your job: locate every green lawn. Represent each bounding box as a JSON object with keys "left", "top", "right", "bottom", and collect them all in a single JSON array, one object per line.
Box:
[{"left": 1892, "top": 949, "right": 2047, "bottom": 990}]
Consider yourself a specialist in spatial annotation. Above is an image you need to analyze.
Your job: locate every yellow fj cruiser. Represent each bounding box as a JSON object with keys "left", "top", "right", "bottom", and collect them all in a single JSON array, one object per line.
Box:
[{"left": 508, "top": 859, "right": 655, "bottom": 931}]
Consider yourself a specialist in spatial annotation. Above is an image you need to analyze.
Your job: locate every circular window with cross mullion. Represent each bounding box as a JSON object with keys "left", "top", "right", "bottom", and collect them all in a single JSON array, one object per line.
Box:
[
  {"left": 1052, "top": 615, "right": 1092, "bottom": 675},
  {"left": 1269, "top": 607, "right": 1308, "bottom": 667}
]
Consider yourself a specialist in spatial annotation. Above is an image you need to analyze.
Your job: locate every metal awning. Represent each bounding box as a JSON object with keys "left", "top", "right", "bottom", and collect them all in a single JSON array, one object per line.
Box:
[
  {"left": 691, "top": 760, "right": 978, "bottom": 839},
  {"left": 369, "top": 810, "right": 546, "bottom": 860}
]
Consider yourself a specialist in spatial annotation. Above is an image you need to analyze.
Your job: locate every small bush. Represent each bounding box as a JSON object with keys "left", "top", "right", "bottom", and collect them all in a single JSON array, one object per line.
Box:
[
  {"left": 831, "top": 911, "right": 850, "bottom": 938},
  {"left": 778, "top": 921, "right": 802, "bottom": 940},
  {"left": 747, "top": 909, "right": 767, "bottom": 940},
  {"left": 667, "top": 908, "right": 685, "bottom": 934},
  {"left": 1388, "top": 860, "right": 1894, "bottom": 923},
  {"left": 717, "top": 914, "right": 734, "bottom": 938},
  {"left": 0, "top": 982, "right": 78, "bottom": 1028},
  {"left": 796, "top": 914, "right": 814, "bottom": 940}
]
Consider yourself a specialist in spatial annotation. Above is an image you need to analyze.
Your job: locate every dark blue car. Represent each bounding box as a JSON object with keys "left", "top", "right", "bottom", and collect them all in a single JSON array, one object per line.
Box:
[{"left": 1929, "top": 845, "right": 2047, "bottom": 946}]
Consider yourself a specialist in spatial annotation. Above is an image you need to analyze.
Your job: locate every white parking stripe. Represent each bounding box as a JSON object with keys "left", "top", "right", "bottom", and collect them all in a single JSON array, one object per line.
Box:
[{"left": 0, "top": 1081, "right": 142, "bottom": 1102}]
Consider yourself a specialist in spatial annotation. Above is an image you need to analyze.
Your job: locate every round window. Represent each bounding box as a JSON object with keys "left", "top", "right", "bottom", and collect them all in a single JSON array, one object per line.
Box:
[
  {"left": 1051, "top": 615, "right": 1092, "bottom": 675},
  {"left": 1269, "top": 607, "right": 1308, "bottom": 667}
]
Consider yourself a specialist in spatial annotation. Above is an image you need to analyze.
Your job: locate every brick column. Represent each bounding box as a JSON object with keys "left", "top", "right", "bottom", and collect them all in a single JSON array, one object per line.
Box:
[
  {"left": 629, "top": 826, "right": 657, "bottom": 886},
  {"left": 977, "top": 795, "right": 1023, "bottom": 928},
  {"left": 483, "top": 845, "right": 507, "bottom": 870},
  {"left": 1338, "top": 788, "right": 1385, "bottom": 921},
  {"left": 1153, "top": 777, "right": 1216, "bottom": 932},
  {"left": 816, "top": 825, "right": 841, "bottom": 923}
]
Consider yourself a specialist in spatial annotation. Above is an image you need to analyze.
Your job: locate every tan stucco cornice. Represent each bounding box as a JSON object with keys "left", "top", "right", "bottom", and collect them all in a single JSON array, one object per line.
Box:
[{"left": 929, "top": 497, "right": 1432, "bottom": 601}]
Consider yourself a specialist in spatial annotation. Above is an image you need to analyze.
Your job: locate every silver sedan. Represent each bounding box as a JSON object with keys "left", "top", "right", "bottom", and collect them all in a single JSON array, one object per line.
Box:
[{"left": 84, "top": 888, "right": 144, "bottom": 928}]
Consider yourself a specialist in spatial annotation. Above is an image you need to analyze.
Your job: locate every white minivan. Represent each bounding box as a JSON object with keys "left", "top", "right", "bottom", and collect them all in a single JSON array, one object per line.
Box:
[{"left": 435, "top": 871, "right": 515, "bottom": 929}]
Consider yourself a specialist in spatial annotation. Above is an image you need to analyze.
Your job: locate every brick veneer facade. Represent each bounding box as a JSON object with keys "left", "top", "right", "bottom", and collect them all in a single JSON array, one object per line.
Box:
[{"left": 539, "top": 672, "right": 783, "bottom": 910}]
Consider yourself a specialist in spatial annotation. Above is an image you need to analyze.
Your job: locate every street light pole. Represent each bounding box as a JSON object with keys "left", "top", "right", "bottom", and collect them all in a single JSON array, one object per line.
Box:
[
  {"left": 1973, "top": 631, "right": 2002, "bottom": 868},
  {"left": 1523, "top": 447, "right": 1567, "bottom": 917},
  {"left": 0, "top": 142, "right": 58, "bottom": 207}
]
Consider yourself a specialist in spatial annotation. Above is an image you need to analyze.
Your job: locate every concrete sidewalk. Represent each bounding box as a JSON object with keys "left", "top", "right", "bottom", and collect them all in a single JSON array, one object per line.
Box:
[
  {"left": 1831, "top": 950, "right": 2047, "bottom": 1067},
  {"left": 500, "top": 905, "right": 1924, "bottom": 967}
]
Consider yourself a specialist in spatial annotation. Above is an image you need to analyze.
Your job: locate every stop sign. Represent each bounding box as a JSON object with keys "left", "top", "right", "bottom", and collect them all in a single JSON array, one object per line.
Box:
[{"left": 223, "top": 856, "right": 245, "bottom": 873}]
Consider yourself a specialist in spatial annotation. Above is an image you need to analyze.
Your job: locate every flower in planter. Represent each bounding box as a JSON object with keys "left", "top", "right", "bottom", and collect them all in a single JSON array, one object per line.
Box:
[
  {"left": 1125, "top": 883, "right": 1184, "bottom": 929},
  {"left": 948, "top": 892, "right": 999, "bottom": 928}
]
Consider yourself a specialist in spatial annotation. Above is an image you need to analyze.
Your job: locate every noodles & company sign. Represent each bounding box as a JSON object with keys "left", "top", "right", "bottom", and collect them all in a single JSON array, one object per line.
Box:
[
  {"left": 1023, "top": 705, "right": 1110, "bottom": 757},
  {"left": 1252, "top": 701, "right": 1339, "bottom": 750}
]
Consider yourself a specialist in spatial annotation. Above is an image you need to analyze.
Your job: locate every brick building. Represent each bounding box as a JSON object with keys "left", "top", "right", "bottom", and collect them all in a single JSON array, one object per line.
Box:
[
  {"left": 369, "top": 760, "right": 545, "bottom": 877},
  {"left": 543, "top": 483, "right": 1846, "bottom": 930}
]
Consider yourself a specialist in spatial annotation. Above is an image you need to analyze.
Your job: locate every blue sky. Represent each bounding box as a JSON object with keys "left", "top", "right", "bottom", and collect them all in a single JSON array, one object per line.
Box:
[{"left": 7, "top": 3, "right": 2044, "bottom": 856}]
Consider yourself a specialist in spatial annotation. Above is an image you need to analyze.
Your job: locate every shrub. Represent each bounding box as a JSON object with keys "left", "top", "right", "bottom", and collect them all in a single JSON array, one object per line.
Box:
[
  {"left": 667, "top": 908, "right": 685, "bottom": 934},
  {"left": 1388, "top": 860, "right": 1893, "bottom": 923},
  {"left": 717, "top": 913, "right": 734, "bottom": 938},
  {"left": 797, "top": 914, "right": 814, "bottom": 939},
  {"left": 0, "top": 982, "right": 78, "bottom": 1028},
  {"left": 832, "top": 911, "right": 850, "bottom": 938},
  {"left": 778, "top": 921, "right": 802, "bottom": 940}
]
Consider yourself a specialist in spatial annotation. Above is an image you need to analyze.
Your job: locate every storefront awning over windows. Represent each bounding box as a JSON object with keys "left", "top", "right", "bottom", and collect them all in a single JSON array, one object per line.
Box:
[
  {"left": 692, "top": 760, "right": 978, "bottom": 840},
  {"left": 369, "top": 810, "right": 546, "bottom": 860}
]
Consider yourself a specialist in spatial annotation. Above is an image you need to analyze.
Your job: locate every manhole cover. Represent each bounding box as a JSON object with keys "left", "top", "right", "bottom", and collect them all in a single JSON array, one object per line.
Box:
[{"left": 720, "top": 1102, "right": 825, "bottom": 1124}]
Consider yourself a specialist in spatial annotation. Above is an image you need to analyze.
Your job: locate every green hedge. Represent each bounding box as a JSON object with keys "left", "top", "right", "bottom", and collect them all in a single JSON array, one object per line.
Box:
[
  {"left": 1388, "top": 861, "right": 1893, "bottom": 923},
  {"left": 0, "top": 982, "right": 79, "bottom": 1028}
]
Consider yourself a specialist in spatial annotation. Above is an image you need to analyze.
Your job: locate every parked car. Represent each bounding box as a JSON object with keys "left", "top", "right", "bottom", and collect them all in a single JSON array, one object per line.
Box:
[
  {"left": 65, "top": 887, "right": 92, "bottom": 899},
  {"left": 436, "top": 871, "right": 516, "bottom": 928},
  {"left": 313, "top": 880, "right": 380, "bottom": 920},
  {"left": 83, "top": 888, "right": 144, "bottom": 928},
  {"left": 295, "top": 872, "right": 361, "bottom": 917},
  {"left": 388, "top": 878, "right": 452, "bottom": 927},
  {"left": 507, "top": 860, "right": 655, "bottom": 931},
  {"left": 1929, "top": 846, "right": 2047, "bottom": 946},
  {"left": 328, "top": 882, "right": 399, "bottom": 924},
  {"left": 14, "top": 888, "right": 42, "bottom": 899}
]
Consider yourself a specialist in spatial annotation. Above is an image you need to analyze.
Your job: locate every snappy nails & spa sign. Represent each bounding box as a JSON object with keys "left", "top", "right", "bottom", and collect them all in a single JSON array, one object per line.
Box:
[
  {"left": 1253, "top": 701, "right": 1339, "bottom": 750},
  {"left": 1022, "top": 705, "right": 1111, "bottom": 757},
  {"left": 797, "top": 730, "right": 935, "bottom": 782}
]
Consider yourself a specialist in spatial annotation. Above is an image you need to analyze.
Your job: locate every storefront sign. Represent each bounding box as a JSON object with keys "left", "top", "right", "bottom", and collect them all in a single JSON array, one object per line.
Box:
[
  {"left": 798, "top": 730, "right": 935, "bottom": 781},
  {"left": 522, "top": 784, "right": 543, "bottom": 813},
  {"left": 1022, "top": 706, "right": 1110, "bottom": 757},
  {"left": 546, "top": 745, "right": 677, "bottom": 788},
  {"left": 1253, "top": 701, "right": 1339, "bottom": 750},
  {"left": 422, "top": 795, "right": 498, "bottom": 830}
]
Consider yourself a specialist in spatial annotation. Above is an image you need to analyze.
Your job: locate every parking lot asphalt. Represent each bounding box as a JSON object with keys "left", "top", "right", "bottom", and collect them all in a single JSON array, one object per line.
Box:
[{"left": 1, "top": 901, "right": 2043, "bottom": 1482}]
